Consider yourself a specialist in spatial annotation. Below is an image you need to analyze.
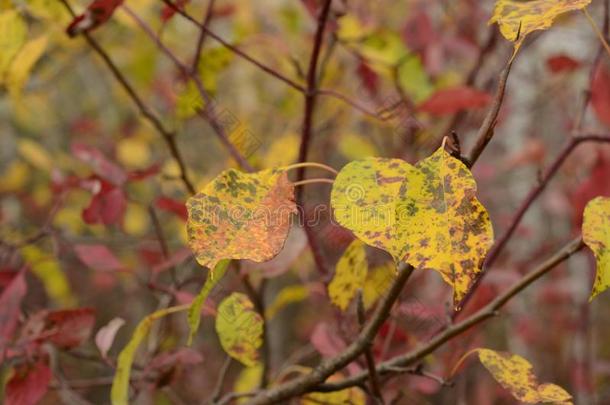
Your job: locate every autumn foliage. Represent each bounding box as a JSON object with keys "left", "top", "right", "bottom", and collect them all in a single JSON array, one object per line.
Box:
[{"left": 2, "top": 0, "right": 610, "bottom": 404}]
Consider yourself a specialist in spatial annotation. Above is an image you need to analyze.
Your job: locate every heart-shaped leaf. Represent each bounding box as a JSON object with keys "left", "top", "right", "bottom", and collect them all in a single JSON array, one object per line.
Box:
[
  {"left": 583, "top": 196, "right": 610, "bottom": 300},
  {"left": 396, "top": 146, "right": 494, "bottom": 306},
  {"left": 215, "top": 293, "right": 263, "bottom": 367},
  {"left": 331, "top": 158, "right": 417, "bottom": 260},
  {"left": 490, "top": 0, "right": 591, "bottom": 50},
  {"left": 186, "top": 168, "right": 296, "bottom": 271},
  {"left": 328, "top": 239, "right": 368, "bottom": 311},
  {"left": 473, "top": 348, "right": 572, "bottom": 404}
]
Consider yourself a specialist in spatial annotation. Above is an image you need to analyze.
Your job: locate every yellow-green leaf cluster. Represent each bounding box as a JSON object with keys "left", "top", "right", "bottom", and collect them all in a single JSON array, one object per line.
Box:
[
  {"left": 215, "top": 293, "right": 263, "bottom": 367},
  {"left": 186, "top": 168, "right": 296, "bottom": 271},
  {"left": 328, "top": 239, "right": 368, "bottom": 310},
  {"left": 490, "top": 0, "right": 591, "bottom": 50},
  {"left": 583, "top": 196, "right": 610, "bottom": 300},
  {"left": 331, "top": 147, "right": 493, "bottom": 308},
  {"left": 473, "top": 348, "right": 572, "bottom": 404}
]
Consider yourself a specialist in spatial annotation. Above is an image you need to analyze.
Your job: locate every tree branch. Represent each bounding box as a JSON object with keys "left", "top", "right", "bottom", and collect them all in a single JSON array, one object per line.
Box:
[
  {"left": 246, "top": 263, "right": 414, "bottom": 404},
  {"left": 59, "top": 0, "right": 196, "bottom": 195},
  {"left": 305, "top": 237, "right": 584, "bottom": 393}
]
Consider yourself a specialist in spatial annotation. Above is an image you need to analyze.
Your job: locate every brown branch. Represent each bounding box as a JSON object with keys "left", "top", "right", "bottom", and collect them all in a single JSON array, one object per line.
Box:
[
  {"left": 304, "top": 237, "right": 584, "bottom": 393},
  {"left": 161, "top": 0, "right": 383, "bottom": 121},
  {"left": 209, "top": 356, "right": 232, "bottom": 404},
  {"left": 122, "top": 5, "right": 253, "bottom": 172},
  {"left": 455, "top": 133, "right": 610, "bottom": 314},
  {"left": 466, "top": 55, "right": 514, "bottom": 167},
  {"left": 246, "top": 263, "right": 414, "bottom": 404},
  {"left": 59, "top": 0, "right": 196, "bottom": 195},
  {"left": 191, "top": 0, "right": 216, "bottom": 73},
  {"left": 357, "top": 293, "right": 384, "bottom": 404}
]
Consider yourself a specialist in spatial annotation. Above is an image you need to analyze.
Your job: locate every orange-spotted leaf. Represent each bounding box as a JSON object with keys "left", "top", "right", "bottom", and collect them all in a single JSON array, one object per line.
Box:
[
  {"left": 582, "top": 196, "right": 610, "bottom": 300},
  {"left": 396, "top": 146, "right": 494, "bottom": 307},
  {"left": 490, "top": 0, "right": 591, "bottom": 50},
  {"left": 474, "top": 348, "right": 572, "bottom": 404},
  {"left": 215, "top": 293, "right": 263, "bottom": 367},
  {"left": 328, "top": 239, "right": 368, "bottom": 311},
  {"left": 331, "top": 158, "right": 417, "bottom": 260},
  {"left": 186, "top": 168, "right": 296, "bottom": 271}
]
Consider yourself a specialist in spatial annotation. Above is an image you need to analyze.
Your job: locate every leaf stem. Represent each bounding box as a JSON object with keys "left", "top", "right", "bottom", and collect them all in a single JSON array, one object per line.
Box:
[
  {"left": 292, "top": 179, "right": 335, "bottom": 187},
  {"left": 284, "top": 162, "right": 338, "bottom": 175},
  {"left": 583, "top": 8, "right": 610, "bottom": 59}
]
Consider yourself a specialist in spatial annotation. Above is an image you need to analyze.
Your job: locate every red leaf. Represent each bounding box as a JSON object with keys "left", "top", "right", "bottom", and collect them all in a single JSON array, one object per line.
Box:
[
  {"left": 66, "top": 0, "right": 124, "bottom": 37},
  {"left": 127, "top": 163, "right": 161, "bottom": 182},
  {"left": 417, "top": 86, "right": 492, "bottom": 115},
  {"left": 82, "top": 180, "right": 127, "bottom": 226},
  {"left": 155, "top": 196, "right": 188, "bottom": 221},
  {"left": 571, "top": 152, "right": 610, "bottom": 226},
  {"left": 74, "top": 244, "right": 123, "bottom": 271},
  {"left": 591, "top": 65, "right": 610, "bottom": 128},
  {"left": 546, "top": 54, "right": 581, "bottom": 73},
  {"left": 161, "top": 0, "right": 189, "bottom": 22},
  {"left": 71, "top": 143, "right": 127, "bottom": 186},
  {"left": 0, "top": 271, "right": 27, "bottom": 361},
  {"left": 6, "top": 361, "right": 51, "bottom": 405},
  {"left": 356, "top": 59, "right": 379, "bottom": 96},
  {"left": 45, "top": 308, "right": 96, "bottom": 349}
]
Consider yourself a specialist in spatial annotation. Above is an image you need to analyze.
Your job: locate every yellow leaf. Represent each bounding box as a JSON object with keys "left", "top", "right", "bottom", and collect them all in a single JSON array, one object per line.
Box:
[
  {"left": 583, "top": 196, "right": 610, "bottom": 300},
  {"left": 233, "top": 363, "right": 263, "bottom": 403},
  {"left": 490, "top": 0, "right": 591, "bottom": 50},
  {"left": 111, "top": 304, "right": 189, "bottom": 405},
  {"left": 0, "top": 10, "right": 26, "bottom": 76},
  {"left": 20, "top": 245, "right": 76, "bottom": 308},
  {"left": 331, "top": 157, "right": 418, "bottom": 260},
  {"left": 338, "top": 133, "right": 379, "bottom": 161},
  {"left": 363, "top": 261, "right": 396, "bottom": 310},
  {"left": 263, "top": 133, "right": 300, "bottom": 168},
  {"left": 215, "top": 293, "right": 263, "bottom": 367},
  {"left": 265, "top": 285, "right": 309, "bottom": 320},
  {"left": 17, "top": 138, "right": 53, "bottom": 171},
  {"left": 187, "top": 260, "right": 231, "bottom": 345},
  {"left": 5, "top": 35, "right": 48, "bottom": 98},
  {"left": 301, "top": 374, "right": 365, "bottom": 405},
  {"left": 397, "top": 146, "right": 494, "bottom": 307},
  {"left": 186, "top": 168, "right": 296, "bottom": 270},
  {"left": 116, "top": 137, "right": 151, "bottom": 169},
  {"left": 0, "top": 160, "right": 29, "bottom": 193},
  {"left": 474, "top": 348, "right": 572, "bottom": 404},
  {"left": 123, "top": 203, "right": 149, "bottom": 236},
  {"left": 328, "top": 239, "right": 368, "bottom": 311},
  {"left": 337, "top": 15, "right": 370, "bottom": 42}
]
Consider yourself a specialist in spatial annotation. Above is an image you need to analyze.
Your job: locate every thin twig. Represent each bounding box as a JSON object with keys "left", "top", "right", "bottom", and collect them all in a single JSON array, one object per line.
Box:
[
  {"left": 241, "top": 274, "right": 269, "bottom": 388},
  {"left": 192, "top": 0, "right": 216, "bottom": 73},
  {"left": 246, "top": 263, "right": 415, "bottom": 404},
  {"left": 466, "top": 56, "right": 514, "bottom": 167},
  {"left": 454, "top": 132, "right": 610, "bottom": 314},
  {"left": 357, "top": 293, "right": 384, "bottom": 404},
  {"left": 59, "top": 0, "right": 196, "bottom": 195},
  {"left": 208, "top": 356, "right": 232, "bottom": 404},
  {"left": 305, "top": 238, "right": 584, "bottom": 393}
]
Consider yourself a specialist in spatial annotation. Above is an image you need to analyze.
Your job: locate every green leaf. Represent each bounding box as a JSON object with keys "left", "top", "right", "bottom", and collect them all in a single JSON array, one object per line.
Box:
[
  {"left": 111, "top": 305, "right": 188, "bottom": 405},
  {"left": 396, "top": 146, "right": 494, "bottom": 307},
  {"left": 583, "top": 196, "right": 610, "bottom": 301},
  {"left": 328, "top": 239, "right": 368, "bottom": 311},
  {"left": 187, "top": 259, "right": 231, "bottom": 345},
  {"left": 186, "top": 168, "right": 296, "bottom": 271},
  {"left": 331, "top": 157, "right": 418, "bottom": 260},
  {"left": 215, "top": 293, "right": 263, "bottom": 367}
]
